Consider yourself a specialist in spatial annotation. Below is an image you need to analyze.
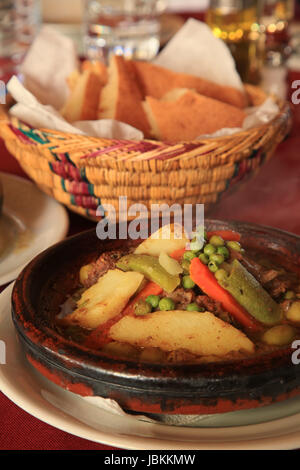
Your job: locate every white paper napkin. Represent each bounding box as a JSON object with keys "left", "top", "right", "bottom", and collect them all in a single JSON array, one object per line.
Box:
[
  {"left": 155, "top": 18, "right": 244, "bottom": 91},
  {"left": 7, "top": 76, "right": 144, "bottom": 140},
  {"left": 20, "top": 25, "right": 79, "bottom": 110}
]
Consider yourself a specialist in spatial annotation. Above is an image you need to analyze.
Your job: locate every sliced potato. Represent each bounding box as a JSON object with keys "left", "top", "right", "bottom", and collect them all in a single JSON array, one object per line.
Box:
[
  {"left": 63, "top": 269, "right": 144, "bottom": 329},
  {"left": 109, "top": 310, "right": 254, "bottom": 357},
  {"left": 79, "top": 263, "right": 94, "bottom": 285},
  {"left": 134, "top": 223, "right": 189, "bottom": 257}
]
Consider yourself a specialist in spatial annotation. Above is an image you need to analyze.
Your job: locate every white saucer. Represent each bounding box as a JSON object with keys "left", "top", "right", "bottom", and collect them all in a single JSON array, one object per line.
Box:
[
  {"left": 1, "top": 284, "right": 300, "bottom": 450},
  {"left": 0, "top": 173, "right": 69, "bottom": 286}
]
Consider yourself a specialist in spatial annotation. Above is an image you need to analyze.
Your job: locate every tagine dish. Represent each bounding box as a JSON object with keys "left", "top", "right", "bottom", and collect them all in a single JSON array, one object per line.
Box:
[{"left": 11, "top": 220, "right": 300, "bottom": 416}]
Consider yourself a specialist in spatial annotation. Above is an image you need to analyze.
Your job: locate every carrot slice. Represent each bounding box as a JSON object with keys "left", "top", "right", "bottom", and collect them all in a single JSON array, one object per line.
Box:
[
  {"left": 190, "top": 257, "right": 262, "bottom": 331},
  {"left": 83, "top": 282, "right": 163, "bottom": 349},
  {"left": 170, "top": 248, "right": 186, "bottom": 261},
  {"left": 207, "top": 230, "right": 241, "bottom": 242}
]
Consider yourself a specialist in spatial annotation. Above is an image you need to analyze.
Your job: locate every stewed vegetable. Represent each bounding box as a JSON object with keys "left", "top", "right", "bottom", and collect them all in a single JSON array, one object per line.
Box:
[
  {"left": 158, "top": 297, "right": 175, "bottom": 311},
  {"left": 217, "top": 259, "right": 282, "bottom": 326},
  {"left": 59, "top": 224, "right": 300, "bottom": 364},
  {"left": 116, "top": 254, "right": 180, "bottom": 293},
  {"left": 262, "top": 325, "right": 296, "bottom": 346}
]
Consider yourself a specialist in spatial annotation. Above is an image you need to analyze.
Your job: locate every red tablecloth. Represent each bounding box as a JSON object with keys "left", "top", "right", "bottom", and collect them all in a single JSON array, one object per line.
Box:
[{"left": 0, "top": 56, "right": 300, "bottom": 452}]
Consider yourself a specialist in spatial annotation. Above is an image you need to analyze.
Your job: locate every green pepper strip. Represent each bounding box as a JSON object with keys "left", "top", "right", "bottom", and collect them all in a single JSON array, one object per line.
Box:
[
  {"left": 116, "top": 254, "right": 180, "bottom": 294},
  {"left": 218, "top": 259, "right": 282, "bottom": 326}
]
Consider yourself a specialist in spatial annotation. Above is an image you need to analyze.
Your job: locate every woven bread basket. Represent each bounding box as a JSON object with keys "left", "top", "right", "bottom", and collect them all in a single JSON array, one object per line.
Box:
[{"left": 0, "top": 85, "right": 292, "bottom": 221}]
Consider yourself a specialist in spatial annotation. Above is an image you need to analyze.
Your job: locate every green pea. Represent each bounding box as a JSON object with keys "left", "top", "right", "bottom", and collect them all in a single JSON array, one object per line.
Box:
[
  {"left": 217, "top": 246, "right": 229, "bottom": 259},
  {"left": 209, "top": 235, "right": 225, "bottom": 247},
  {"left": 220, "top": 261, "right": 232, "bottom": 274},
  {"left": 134, "top": 300, "right": 152, "bottom": 316},
  {"left": 208, "top": 260, "right": 219, "bottom": 273},
  {"left": 146, "top": 295, "right": 160, "bottom": 309},
  {"left": 183, "top": 251, "right": 197, "bottom": 261},
  {"left": 209, "top": 253, "right": 225, "bottom": 265},
  {"left": 215, "top": 269, "right": 228, "bottom": 283},
  {"left": 181, "top": 259, "right": 191, "bottom": 273},
  {"left": 186, "top": 303, "right": 203, "bottom": 312},
  {"left": 227, "top": 241, "right": 242, "bottom": 252},
  {"left": 285, "top": 290, "right": 295, "bottom": 300},
  {"left": 182, "top": 275, "right": 195, "bottom": 289},
  {"left": 204, "top": 243, "right": 216, "bottom": 256},
  {"left": 159, "top": 297, "right": 175, "bottom": 311},
  {"left": 199, "top": 253, "right": 209, "bottom": 265}
]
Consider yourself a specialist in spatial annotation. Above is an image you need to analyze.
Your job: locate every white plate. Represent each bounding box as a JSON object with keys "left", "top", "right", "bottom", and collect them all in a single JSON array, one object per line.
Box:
[
  {"left": 0, "top": 173, "right": 69, "bottom": 286},
  {"left": 1, "top": 284, "right": 300, "bottom": 450}
]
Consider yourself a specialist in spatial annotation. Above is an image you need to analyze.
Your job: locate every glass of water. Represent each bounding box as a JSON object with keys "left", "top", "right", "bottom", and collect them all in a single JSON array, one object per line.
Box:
[
  {"left": 83, "top": 0, "right": 167, "bottom": 63},
  {"left": 0, "top": 0, "right": 41, "bottom": 82},
  {"left": 0, "top": 0, "right": 16, "bottom": 81}
]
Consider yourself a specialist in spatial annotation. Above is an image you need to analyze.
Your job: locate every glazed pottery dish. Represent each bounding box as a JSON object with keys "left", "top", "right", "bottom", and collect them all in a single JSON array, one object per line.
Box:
[{"left": 11, "top": 220, "right": 300, "bottom": 417}]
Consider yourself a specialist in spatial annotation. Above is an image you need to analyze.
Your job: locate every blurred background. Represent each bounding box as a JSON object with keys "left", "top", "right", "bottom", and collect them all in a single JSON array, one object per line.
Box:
[
  {"left": 1, "top": 0, "right": 300, "bottom": 97},
  {"left": 41, "top": 0, "right": 300, "bottom": 81}
]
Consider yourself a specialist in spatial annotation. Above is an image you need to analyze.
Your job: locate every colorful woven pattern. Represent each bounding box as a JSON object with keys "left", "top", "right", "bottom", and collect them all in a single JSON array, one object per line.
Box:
[{"left": 0, "top": 87, "right": 292, "bottom": 221}]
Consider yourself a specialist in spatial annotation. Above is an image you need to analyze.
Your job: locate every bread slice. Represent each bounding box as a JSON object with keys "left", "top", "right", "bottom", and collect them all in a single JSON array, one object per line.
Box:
[
  {"left": 81, "top": 60, "right": 108, "bottom": 85},
  {"left": 66, "top": 70, "right": 81, "bottom": 93},
  {"left": 98, "top": 55, "right": 151, "bottom": 137},
  {"left": 130, "top": 60, "right": 248, "bottom": 109},
  {"left": 244, "top": 83, "right": 266, "bottom": 107},
  {"left": 62, "top": 69, "right": 104, "bottom": 122},
  {"left": 143, "top": 88, "right": 246, "bottom": 142}
]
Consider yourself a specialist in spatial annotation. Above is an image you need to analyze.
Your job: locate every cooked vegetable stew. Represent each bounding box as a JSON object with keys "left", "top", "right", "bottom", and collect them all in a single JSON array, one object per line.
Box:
[{"left": 56, "top": 225, "right": 300, "bottom": 364}]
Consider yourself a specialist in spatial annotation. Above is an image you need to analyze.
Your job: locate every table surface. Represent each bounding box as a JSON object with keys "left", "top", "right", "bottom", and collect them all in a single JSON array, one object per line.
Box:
[{"left": 1, "top": 25, "right": 300, "bottom": 453}]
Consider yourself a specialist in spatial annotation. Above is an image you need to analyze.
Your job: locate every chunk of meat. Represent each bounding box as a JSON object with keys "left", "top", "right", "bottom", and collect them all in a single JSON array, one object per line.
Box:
[
  {"left": 196, "top": 295, "right": 234, "bottom": 325},
  {"left": 267, "top": 278, "right": 291, "bottom": 299},
  {"left": 165, "top": 287, "right": 196, "bottom": 310},
  {"left": 83, "top": 250, "right": 126, "bottom": 288},
  {"left": 163, "top": 288, "right": 235, "bottom": 325},
  {"left": 260, "top": 269, "right": 281, "bottom": 284}
]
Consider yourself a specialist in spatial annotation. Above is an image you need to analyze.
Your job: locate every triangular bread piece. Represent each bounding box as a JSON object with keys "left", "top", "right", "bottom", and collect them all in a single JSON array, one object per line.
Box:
[
  {"left": 66, "top": 70, "right": 81, "bottom": 93},
  {"left": 98, "top": 55, "right": 151, "bottom": 137},
  {"left": 81, "top": 60, "right": 108, "bottom": 85},
  {"left": 143, "top": 88, "right": 246, "bottom": 142},
  {"left": 131, "top": 60, "right": 248, "bottom": 109},
  {"left": 62, "top": 69, "right": 104, "bottom": 122}
]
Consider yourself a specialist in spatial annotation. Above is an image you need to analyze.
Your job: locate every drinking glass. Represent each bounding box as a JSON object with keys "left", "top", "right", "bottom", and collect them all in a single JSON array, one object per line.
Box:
[
  {"left": 0, "top": 0, "right": 41, "bottom": 82},
  {"left": 83, "top": 0, "right": 167, "bottom": 63},
  {"left": 206, "top": 0, "right": 265, "bottom": 84},
  {"left": 0, "top": 0, "right": 16, "bottom": 81}
]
